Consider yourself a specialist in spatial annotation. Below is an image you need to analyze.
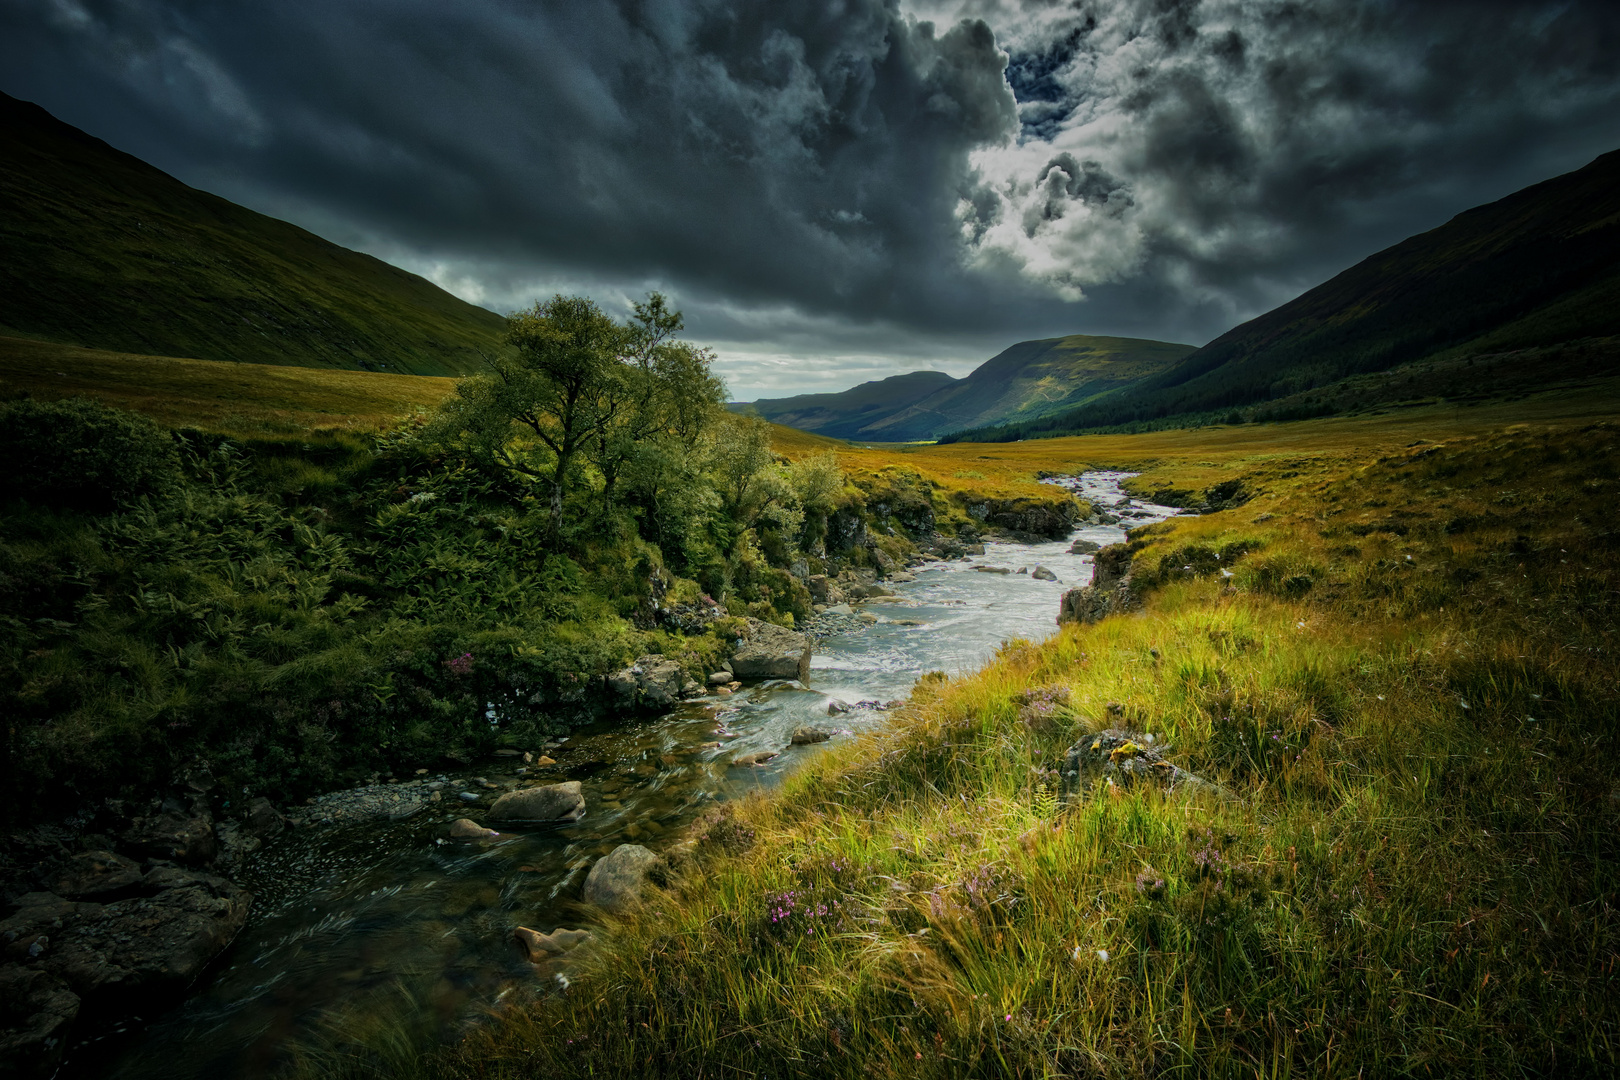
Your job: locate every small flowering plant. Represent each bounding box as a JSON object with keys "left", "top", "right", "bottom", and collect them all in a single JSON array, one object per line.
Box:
[{"left": 444, "top": 652, "right": 474, "bottom": 676}]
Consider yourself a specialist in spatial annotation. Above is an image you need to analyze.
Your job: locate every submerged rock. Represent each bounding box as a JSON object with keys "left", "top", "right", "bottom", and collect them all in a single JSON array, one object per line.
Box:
[
  {"left": 448, "top": 819, "right": 500, "bottom": 840},
  {"left": 583, "top": 844, "right": 661, "bottom": 913},
  {"left": 489, "top": 781, "right": 586, "bottom": 823},
  {"left": 730, "top": 749, "right": 781, "bottom": 767},
  {"left": 729, "top": 618, "right": 813, "bottom": 682},
  {"left": 791, "top": 726, "right": 832, "bottom": 745},
  {"left": 512, "top": 926, "right": 592, "bottom": 961}
]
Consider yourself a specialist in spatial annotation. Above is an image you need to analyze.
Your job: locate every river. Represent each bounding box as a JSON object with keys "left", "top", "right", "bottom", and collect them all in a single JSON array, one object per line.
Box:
[{"left": 80, "top": 472, "right": 1178, "bottom": 1079}]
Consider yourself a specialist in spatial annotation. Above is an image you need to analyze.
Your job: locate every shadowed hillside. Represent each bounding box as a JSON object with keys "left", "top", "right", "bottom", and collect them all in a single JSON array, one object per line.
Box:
[
  {"left": 866, "top": 334, "right": 1193, "bottom": 440},
  {"left": 732, "top": 370, "right": 958, "bottom": 438},
  {"left": 0, "top": 92, "right": 506, "bottom": 375},
  {"left": 736, "top": 334, "right": 1193, "bottom": 442},
  {"left": 953, "top": 146, "right": 1620, "bottom": 439}
]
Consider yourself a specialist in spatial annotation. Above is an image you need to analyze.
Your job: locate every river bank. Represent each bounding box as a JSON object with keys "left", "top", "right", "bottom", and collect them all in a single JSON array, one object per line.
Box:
[
  {"left": 439, "top": 421, "right": 1620, "bottom": 1079},
  {"left": 0, "top": 473, "right": 1167, "bottom": 1079}
]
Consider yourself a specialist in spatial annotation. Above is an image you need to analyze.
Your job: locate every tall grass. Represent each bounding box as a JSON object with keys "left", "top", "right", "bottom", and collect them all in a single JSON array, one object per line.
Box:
[{"left": 432, "top": 420, "right": 1619, "bottom": 1078}]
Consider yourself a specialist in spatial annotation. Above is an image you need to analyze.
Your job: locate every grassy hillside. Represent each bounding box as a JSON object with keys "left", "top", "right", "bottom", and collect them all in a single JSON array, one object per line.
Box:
[
  {"left": 431, "top": 392, "right": 1620, "bottom": 1080},
  {"left": 958, "top": 147, "right": 1620, "bottom": 438},
  {"left": 0, "top": 335, "right": 457, "bottom": 437},
  {"left": 0, "top": 92, "right": 507, "bottom": 375},
  {"left": 866, "top": 334, "right": 1194, "bottom": 441},
  {"left": 737, "top": 335, "right": 1194, "bottom": 444},
  {"left": 732, "top": 370, "right": 959, "bottom": 439}
]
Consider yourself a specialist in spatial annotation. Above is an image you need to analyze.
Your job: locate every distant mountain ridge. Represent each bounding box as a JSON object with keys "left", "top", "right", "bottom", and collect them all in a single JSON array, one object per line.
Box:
[
  {"left": 735, "top": 370, "right": 959, "bottom": 440},
  {"left": 0, "top": 92, "right": 506, "bottom": 375},
  {"left": 952, "top": 146, "right": 1620, "bottom": 440},
  {"left": 735, "top": 334, "right": 1194, "bottom": 441}
]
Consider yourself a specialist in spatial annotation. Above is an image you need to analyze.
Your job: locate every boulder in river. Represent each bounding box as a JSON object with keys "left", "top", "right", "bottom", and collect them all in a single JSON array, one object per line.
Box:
[
  {"left": 489, "top": 781, "right": 586, "bottom": 823},
  {"left": 827, "top": 700, "right": 851, "bottom": 715},
  {"left": 791, "top": 726, "right": 832, "bottom": 745},
  {"left": 583, "top": 844, "right": 661, "bottom": 913},
  {"left": 1067, "top": 538, "right": 1102, "bottom": 555},
  {"left": 707, "top": 670, "right": 734, "bottom": 687},
  {"left": 448, "top": 818, "right": 500, "bottom": 840},
  {"left": 729, "top": 618, "right": 812, "bottom": 682},
  {"left": 730, "top": 749, "right": 781, "bottom": 767},
  {"left": 1031, "top": 565, "right": 1058, "bottom": 581}
]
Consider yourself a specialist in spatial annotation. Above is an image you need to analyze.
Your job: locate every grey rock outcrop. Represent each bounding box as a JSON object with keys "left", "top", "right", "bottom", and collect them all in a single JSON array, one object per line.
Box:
[
  {"left": 583, "top": 844, "right": 661, "bottom": 913},
  {"left": 121, "top": 801, "right": 217, "bottom": 865},
  {"left": 0, "top": 868, "right": 252, "bottom": 1068},
  {"left": 1057, "top": 544, "right": 1139, "bottom": 626},
  {"left": 729, "top": 618, "right": 812, "bottom": 682},
  {"left": 606, "top": 655, "right": 687, "bottom": 708},
  {"left": 489, "top": 781, "right": 586, "bottom": 823},
  {"left": 1059, "top": 729, "right": 1221, "bottom": 797},
  {"left": 52, "top": 851, "right": 143, "bottom": 899}
]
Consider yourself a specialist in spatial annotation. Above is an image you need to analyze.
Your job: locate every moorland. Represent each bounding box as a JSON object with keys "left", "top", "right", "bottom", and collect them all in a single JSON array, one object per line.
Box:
[{"left": 2, "top": 92, "right": 1619, "bottom": 1080}]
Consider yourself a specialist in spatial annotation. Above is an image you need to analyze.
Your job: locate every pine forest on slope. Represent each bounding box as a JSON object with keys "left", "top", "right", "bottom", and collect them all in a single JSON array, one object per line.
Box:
[{"left": 0, "top": 92, "right": 506, "bottom": 377}]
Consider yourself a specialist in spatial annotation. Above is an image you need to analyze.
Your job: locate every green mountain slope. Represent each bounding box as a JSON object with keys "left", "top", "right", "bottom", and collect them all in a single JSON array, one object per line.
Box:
[
  {"left": 959, "top": 146, "right": 1620, "bottom": 438},
  {"left": 0, "top": 92, "right": 506, "bottom": 375},
  {"left": 734, "top": 335, "right": 1193, "bottom": 442},
  {"left": 863, "top": 334, "right": 1194, "bottom": 441},
  {"left": 731, "top": 370, "right": 958, "bottom": 438}
]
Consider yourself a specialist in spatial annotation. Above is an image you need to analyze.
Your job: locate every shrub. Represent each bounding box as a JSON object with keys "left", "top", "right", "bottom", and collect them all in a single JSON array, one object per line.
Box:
[{"left": 0, "top": 397, "right": 180, "bottom": 511}]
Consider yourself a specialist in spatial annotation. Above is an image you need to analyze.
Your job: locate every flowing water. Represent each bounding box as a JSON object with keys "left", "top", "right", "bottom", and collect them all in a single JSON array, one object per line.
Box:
[{"left": 83, "top": 472, "right": 1178, "bottom": 1079}]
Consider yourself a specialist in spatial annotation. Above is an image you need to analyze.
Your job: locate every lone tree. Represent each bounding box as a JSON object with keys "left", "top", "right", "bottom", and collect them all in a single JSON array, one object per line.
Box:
[{"left": 439, "top": 293, "right": 723, "bottom": 541}]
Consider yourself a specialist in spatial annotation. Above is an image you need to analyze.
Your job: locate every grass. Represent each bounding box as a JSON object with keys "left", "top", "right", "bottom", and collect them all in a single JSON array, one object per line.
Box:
[
  {"left": 423, "top": 406, "right": 1620, "bottom": 1077},
  {"left": 0, "top": 335, "right": 457, "bottom": 438},
  {"left": 1, "top": 92, "right": 506, "bottom": 375}
]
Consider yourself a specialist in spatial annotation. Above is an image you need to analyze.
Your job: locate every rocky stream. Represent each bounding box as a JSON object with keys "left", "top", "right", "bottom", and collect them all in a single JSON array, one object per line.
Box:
[{"left": 2, "top": 472, "right": 1181, "bottom": 1079}]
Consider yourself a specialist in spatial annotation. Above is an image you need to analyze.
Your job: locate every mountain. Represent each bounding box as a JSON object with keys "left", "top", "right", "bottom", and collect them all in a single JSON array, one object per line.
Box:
[
  {"left": 862, "top": 334, "right": 1193, "bottom": 441},
  {"left": 734, "top": 334, "right": 1193, "bottom": 442},
  {"left": 953, "top": 146, "right": 1620, "bottom": 439},
  {"left": 733, "top": 370, "right": 959, "bottom": 439},
  {"left": 0, "top": 92, "right": 506, "bottom": 376}
]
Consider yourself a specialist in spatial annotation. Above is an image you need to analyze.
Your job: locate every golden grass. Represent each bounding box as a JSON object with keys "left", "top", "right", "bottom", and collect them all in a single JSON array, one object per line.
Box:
[
  {"left": 775, "top": 377, "right": 1620, "bottom": 506},
  {"left": 429, "top": 412, "right": 1620, "bottom": 1079},
  {"left": 0, "top": 334, "right": 457, "bottom": 437}
]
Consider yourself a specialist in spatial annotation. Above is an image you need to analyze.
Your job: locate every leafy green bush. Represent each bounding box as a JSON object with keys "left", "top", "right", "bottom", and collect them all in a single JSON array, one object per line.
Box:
[{"left": 0, "top": 397, "right": 180, "bottom": 510}]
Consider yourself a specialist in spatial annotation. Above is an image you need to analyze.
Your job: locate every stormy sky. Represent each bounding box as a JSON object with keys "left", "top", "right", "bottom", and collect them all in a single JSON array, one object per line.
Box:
[{"left": 4, "top": 1, "right": 1619, "bottom": 399}]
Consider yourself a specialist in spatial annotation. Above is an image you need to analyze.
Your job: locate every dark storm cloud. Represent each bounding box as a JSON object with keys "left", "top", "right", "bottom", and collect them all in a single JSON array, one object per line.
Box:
[{"left": 2, "top": 0, "right": 1619, "bottom": 395}]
